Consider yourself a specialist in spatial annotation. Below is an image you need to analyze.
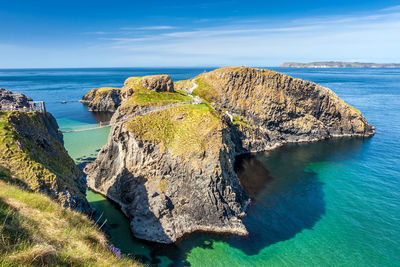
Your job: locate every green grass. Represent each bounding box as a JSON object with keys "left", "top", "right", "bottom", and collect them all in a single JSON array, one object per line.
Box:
[
  {"left": 125, "top": 104, "right": 222, "bottom": 157},
  {"left": 0, "top": 180, "right": 141, "bottom": 266}
]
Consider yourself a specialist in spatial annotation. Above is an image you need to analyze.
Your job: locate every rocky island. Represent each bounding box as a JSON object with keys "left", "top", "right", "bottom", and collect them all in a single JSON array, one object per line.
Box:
[
  {"left": 83, "top": 67, "right": 375, "bottom": 244},
  {"left": 281, "top": 61, "right": 400, "bottom": 68}
]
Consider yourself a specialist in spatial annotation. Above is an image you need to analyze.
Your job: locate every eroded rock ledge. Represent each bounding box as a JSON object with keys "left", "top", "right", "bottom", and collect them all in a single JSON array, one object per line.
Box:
[{"left": 84, "top": 67, "right": 374, "bottom": 243}]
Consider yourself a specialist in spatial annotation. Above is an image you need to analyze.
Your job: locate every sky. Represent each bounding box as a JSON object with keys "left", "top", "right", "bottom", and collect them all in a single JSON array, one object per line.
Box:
[{"left": 1, "top": 0, "right": 400, "bottom": 68}]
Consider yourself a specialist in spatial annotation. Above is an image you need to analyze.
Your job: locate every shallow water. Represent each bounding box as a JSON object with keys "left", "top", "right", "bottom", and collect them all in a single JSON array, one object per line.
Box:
[{"left": 1, "top": 67, "right": 399, "bottom": 266}]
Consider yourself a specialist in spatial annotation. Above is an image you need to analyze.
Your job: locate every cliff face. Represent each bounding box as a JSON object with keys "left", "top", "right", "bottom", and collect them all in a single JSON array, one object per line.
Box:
[
  {"left": 84, "top": 67, "right": 375, "bottom": 244},
  {"left": 86, "top": 104, "right": 248, "bottom": 243},
  {"left": 0, "top": 89, "right": 91, "bottom": 213},
  {"left": 194, "top": 67, "right": 375, "bottom": 152}
]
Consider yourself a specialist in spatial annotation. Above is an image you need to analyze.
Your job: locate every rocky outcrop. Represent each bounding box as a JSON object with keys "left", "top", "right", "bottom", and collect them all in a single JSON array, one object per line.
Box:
[
  {"left": 0, "top": 87, "right": 32, "bottom": 110},
  {"left": 0, "top": 89, "right": 91, "bottom": 214},
  {"left": 80, "top": 87, "right": 121, "bottom": 112},
  {"left": 85, "top": 105, "right": 248, "bottom": 243},
  {"left": 139, "top": 75, "right": 174, "bottom": 92},
  {"left": 80, "top": 75, "right": 175, "bottom": 113},
  {"left": 194, "top": 67, "right": 375, "bottom": 152},
  {"left": 84, "top": 67, "right": 375, "bottom": 244}
]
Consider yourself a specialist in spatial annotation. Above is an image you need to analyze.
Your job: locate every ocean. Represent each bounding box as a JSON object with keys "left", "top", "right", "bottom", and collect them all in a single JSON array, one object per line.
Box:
[{"left": 0, "top": 67, "right": 399, "bottom": 266}]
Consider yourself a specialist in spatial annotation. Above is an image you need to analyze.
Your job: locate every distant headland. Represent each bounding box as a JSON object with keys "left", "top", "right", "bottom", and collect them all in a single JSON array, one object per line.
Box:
[{"left": 280, "top": 61, "right": 400, "bottom": 68}]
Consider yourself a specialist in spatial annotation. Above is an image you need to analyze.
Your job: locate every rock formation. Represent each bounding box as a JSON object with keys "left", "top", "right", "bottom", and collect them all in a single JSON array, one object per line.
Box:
[
  {"left": 0, "top": 87, "right": 33, "bottom": 110},
  {"left": 0, "top": 89, "right": 91, "bottom": 213},
  {"left": 80, "top": 87, "right": 121, "bottom": 112},
  {"left": 193, "top": 67, "right": 375, "bottom": 152},
  {"left": 84, "top": 67, "right": 375, "bottom": 243}
]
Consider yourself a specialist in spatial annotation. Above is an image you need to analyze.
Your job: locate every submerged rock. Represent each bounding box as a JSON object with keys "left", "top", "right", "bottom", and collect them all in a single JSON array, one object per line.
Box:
[
  {"left": 0, "top": 89, "right": 91, "bottom": 214},
  {"left": 84, "top": 67, "right": 375, "bottom": 243}
]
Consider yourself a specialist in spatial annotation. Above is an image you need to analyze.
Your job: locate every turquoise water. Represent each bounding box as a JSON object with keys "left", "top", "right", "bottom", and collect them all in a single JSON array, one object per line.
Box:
[{"left": 0, "top": 68, "right": 399, "bottom": 266}]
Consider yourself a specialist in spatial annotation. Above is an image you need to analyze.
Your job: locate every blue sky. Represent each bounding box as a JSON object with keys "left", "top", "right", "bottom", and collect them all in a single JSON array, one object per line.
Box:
[{"left": 1, "top": 0, "right": 400, "bottom": 68}]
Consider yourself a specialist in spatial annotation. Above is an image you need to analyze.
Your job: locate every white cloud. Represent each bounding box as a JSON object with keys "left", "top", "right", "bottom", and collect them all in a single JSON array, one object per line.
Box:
[{"left": 120, "top": 25, "right": 175, "bottom": 30}]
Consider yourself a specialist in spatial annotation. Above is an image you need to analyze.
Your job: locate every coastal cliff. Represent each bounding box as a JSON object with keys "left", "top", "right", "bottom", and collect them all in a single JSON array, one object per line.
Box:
[
  {"left": 84, "top": 67, "right": 375, "bottom": 244},
  {"left": 0, "top": 88, "right": 91, "bottom": 213},
  {"left": 193, "top": 67, "right": 375, "bottom": 152}
]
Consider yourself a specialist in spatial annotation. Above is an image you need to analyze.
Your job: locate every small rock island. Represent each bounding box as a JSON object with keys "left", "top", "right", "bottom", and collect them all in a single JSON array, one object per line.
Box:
[{"left": 82, "top": 67, "right": 375, "bottom": 244}]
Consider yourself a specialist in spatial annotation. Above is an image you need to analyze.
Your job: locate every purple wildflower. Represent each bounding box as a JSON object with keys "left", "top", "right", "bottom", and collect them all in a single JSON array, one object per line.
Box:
[{"left": 108, "top": 244, "right": 121, "bottom": 258}]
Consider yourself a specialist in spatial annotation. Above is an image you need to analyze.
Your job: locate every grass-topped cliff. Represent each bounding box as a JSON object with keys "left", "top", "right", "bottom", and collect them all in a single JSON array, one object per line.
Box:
[
  {"left": 0, "top": 179, "right": 140, "bottom": 266},
  {"left": 0, "top": 88, "right": 141, "bottom": 265},
  {"left": 0, "top": 111, "right": 91, "bottom": 212}
]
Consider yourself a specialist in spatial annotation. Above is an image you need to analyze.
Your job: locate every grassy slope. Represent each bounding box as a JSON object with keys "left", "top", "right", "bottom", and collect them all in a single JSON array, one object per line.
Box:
[
  {"left": 0, "top": 111, "right": 141, "bottom": 266},
  {"left": 0, "top": 180, "right": 140, "bottom": 266}
]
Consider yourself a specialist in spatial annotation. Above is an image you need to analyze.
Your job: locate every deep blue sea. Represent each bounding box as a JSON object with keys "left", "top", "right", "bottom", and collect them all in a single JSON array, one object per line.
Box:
[{"left": 0, "top": 67, "right": 399, "bottom": 266}]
